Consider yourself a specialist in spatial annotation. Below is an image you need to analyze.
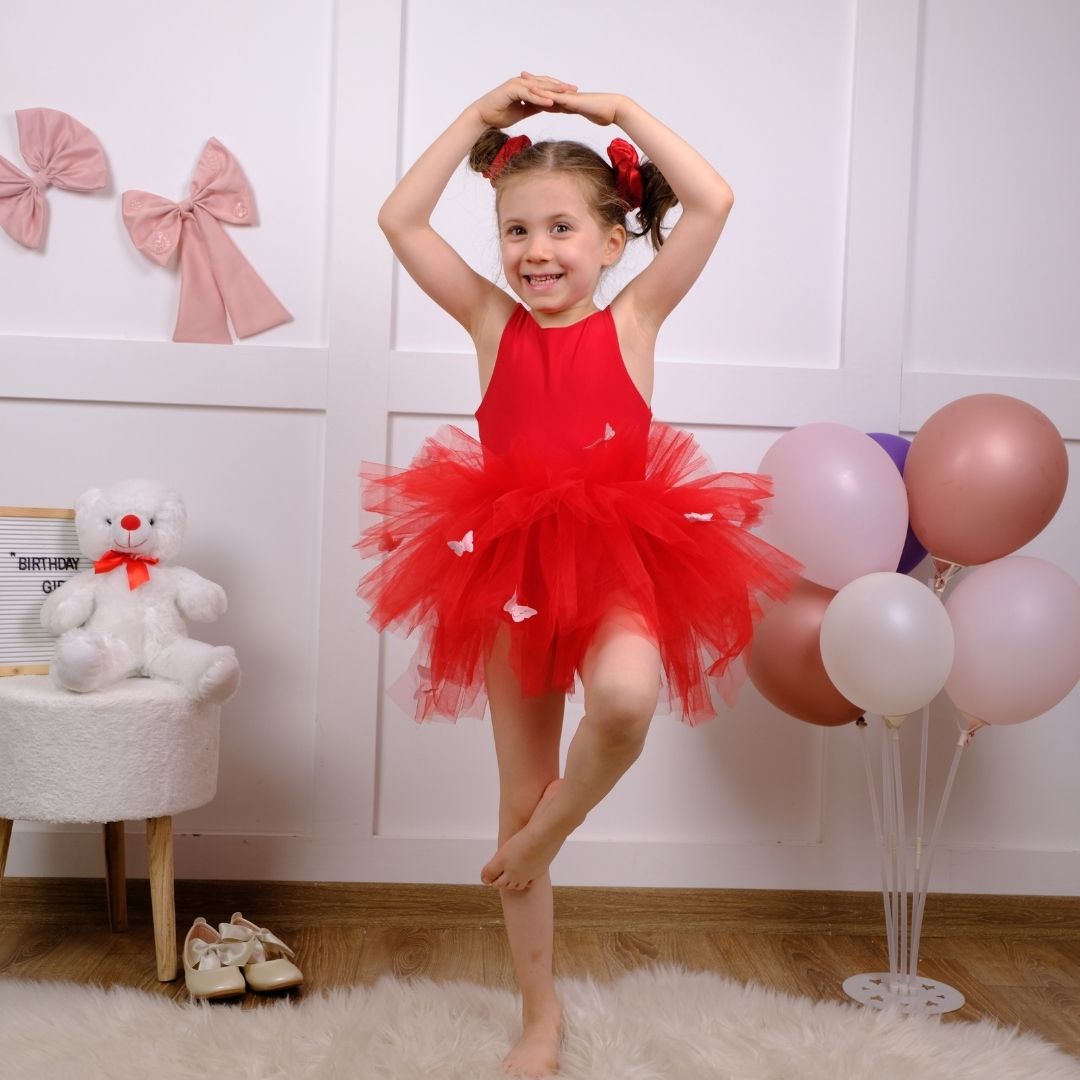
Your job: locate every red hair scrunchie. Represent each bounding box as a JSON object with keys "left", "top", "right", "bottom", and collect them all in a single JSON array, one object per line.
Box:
[
  {"left": 483, "top": 134, "right": 532, "bottom": 184},
  {"left": 607, "top": 138, "right": 643, "bottom": 210}
]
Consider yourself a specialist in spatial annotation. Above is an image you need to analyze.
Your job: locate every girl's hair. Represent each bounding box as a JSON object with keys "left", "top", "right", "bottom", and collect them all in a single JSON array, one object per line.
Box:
[{"left": 468, "top": 128, "right": 678, "bottom": 252}]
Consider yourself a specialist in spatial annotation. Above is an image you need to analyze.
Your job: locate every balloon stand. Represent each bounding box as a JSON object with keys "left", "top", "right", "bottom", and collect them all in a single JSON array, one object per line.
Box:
[{"left": 844, "top": 707, "right": 975, "bottom": 1014}]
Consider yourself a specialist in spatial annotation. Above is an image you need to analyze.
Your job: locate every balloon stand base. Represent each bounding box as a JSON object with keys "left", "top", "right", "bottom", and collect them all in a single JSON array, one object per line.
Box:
[{"left": 843, "top": 972, "right": 965, "bottom": 1014}]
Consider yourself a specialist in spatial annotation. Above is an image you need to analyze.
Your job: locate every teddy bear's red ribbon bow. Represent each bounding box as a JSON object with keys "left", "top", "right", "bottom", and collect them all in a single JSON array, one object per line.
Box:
[
  {"left": 94, "top": 550, "right": 160, "bottom": 590},
  {"left": 121, "top": 138, "right": 291, "bottom": 344}
]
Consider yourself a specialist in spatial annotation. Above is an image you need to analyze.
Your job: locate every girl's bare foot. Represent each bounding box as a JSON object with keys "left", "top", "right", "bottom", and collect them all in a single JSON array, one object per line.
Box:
[
  {"left": 482, "top": 779, "right": 570, "bottom": 890},
  {"left": 503, "top": 1000, "right": 563, "bottom": 1078}
]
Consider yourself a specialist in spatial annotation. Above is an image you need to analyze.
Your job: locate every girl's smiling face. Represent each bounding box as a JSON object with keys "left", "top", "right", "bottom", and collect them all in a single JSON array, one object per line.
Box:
[{"left": 497, "top": 172, "right": 625, "bottom": 326}]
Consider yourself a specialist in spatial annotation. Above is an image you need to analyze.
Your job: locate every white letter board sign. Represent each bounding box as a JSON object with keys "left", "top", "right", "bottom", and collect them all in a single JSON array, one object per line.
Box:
[{"left": 1, "top": 507, "right": 87, "bottom": 676}]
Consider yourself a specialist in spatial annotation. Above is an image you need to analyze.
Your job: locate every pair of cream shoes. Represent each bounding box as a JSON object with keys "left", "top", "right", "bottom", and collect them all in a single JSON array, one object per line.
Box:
[{"left": 183, "top": 912, "right": 304, "bottom": 1000}]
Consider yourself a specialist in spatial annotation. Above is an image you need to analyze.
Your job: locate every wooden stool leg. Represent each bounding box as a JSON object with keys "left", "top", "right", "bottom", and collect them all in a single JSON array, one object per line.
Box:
[
  {"left": 146, "top": 816, "right": 177, "bottom": 982},
  {"left": 0, "top": 818, "right": 12, "bottom": 896},
  {"left": 102, "top": 822, "right": 129, "bottom": 932}
]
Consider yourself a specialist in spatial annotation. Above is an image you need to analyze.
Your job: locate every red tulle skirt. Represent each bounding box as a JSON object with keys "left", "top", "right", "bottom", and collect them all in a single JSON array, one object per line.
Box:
[{"left": 356, "top": 422, "right": 799, "bottom": 725}]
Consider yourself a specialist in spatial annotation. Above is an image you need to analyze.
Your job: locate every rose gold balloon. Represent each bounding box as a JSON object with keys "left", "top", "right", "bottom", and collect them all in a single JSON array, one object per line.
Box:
[
  {"left": 748, "top": 578, "right": 863, "bottom": 727},
  {"left": 905, "top": 394, "right": 1068, "bottom": 566}
]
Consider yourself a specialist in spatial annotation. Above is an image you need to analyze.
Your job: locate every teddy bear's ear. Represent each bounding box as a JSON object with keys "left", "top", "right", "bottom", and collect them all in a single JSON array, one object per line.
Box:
[
  {"left": 156, "top": 488, "right": 187, "bottom": 532},
  {"left": 74, "top": 487, "right": 104, "bottom": 518},
  {"left": 150, "top": 487, "right": 188, "bottom": 560},
  {"left": 160, "top": 488, "right": 187, "bottom": 518}
]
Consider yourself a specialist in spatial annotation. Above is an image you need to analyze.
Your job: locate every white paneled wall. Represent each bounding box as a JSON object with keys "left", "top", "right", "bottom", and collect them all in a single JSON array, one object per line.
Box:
[
  {"left": 0, "top": 2, "right": 332, "bottom": 345},
  {"left": 1, "top": 0, "right": 1077, "bottom": 897}
]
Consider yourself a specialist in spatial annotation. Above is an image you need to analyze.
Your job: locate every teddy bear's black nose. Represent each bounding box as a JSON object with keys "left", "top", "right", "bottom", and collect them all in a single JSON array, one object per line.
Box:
[{"left": 120, "top": 514, "right": 142, "bottom": 531}]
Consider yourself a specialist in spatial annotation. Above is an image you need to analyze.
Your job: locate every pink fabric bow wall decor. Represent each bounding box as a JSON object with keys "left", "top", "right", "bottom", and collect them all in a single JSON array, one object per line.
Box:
[
  {"left": 122, "top": 138, "right": 291, "bottom": 344},
  {"left": 0, "top": 108, "right": 109, "bottom": 249}
]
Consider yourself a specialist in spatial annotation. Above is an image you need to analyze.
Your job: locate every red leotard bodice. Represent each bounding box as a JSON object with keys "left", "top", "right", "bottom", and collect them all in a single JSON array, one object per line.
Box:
[{"left": 475, "top": 304, "right": 653, "bottom": 465}]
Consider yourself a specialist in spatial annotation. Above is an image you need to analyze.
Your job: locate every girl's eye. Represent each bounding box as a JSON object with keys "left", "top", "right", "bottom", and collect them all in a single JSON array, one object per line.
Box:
[
  {"left": 506, "top": 225, "right": 526, "bottom": 237},
  {"left": 552, "top": 223, "right": 570, "bottom": 234}
]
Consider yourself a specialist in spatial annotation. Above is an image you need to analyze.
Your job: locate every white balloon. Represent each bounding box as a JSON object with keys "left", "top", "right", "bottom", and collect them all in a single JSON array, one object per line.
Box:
[{"left": 820, "top": 572, "right": 954, "bottom": 718}]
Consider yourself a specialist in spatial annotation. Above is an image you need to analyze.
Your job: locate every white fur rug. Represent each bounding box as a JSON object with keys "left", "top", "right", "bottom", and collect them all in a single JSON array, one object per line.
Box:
[{"left": 1, "top": 966, "right": 1077, "bottom": 1080}]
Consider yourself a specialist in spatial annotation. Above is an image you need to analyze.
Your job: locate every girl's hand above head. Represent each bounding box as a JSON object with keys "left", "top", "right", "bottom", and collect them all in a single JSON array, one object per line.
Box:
[
  {"left": 474, "top": 73, "right": 578, "bottom": 129},
  {"left": 538, "top": 86, "right": 623, "bottom": 127}
]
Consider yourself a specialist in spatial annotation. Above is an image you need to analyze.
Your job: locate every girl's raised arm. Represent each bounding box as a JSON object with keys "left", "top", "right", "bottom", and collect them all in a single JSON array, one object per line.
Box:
[
  {"left": 378, "top": 74, "right": 576, "bottom": 336},
  {"left": 542, "top": 85, "right": 734, "bottom": 333}
]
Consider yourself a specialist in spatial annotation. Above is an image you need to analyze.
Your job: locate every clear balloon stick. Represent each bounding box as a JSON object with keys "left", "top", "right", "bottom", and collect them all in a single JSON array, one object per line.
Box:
[
  {"left": 908, "top": 563, "right": 950, "bottom": 983},
  {"left": 910, "top": 732, "right": 970, "bottom": 979},
  {"left": 913, "top": 704, "right": 929, "bottom": 968},
  {"left": 889, "top": 725, "right": 908, "bottom": 989},
  {"left": 858, "top": 718, "right": 895, "bottom": 971},
  {"left": 912, "top": 563, "right": 945, "bottom": 982},
  {"left": 911, "top": 703, "right": 929, "bottom": 981},
  {"left": 881, "top": 723, "right": 899, "bottom": 975}
]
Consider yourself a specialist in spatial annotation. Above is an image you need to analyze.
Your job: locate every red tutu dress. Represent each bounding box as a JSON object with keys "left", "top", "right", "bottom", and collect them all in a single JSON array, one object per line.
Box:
[{"left": 357, "top": 304, "right": 799, "bottom": 725}]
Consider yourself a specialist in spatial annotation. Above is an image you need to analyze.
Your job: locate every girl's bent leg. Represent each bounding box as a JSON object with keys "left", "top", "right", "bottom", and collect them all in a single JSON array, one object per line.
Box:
[
  {"left": 482, "top": 606, "right": 661, "bottom": 891},
  {"left": 484, "top": 624, "right": 565, "bottom": 1077}
]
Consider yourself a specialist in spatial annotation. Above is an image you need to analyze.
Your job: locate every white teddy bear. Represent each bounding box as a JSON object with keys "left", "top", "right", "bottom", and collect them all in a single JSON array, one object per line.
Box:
[{"left": 40, "top": 478, "right": 241, "bottom": 704}]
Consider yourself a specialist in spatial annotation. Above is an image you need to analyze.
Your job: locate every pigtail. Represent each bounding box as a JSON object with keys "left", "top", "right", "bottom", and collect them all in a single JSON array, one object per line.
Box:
[
  {"left": 631, "top": 160, "right": 679, "bottom": 252},
  {"left": 468, "top": 128, "right": 510, "bottom": 177}
]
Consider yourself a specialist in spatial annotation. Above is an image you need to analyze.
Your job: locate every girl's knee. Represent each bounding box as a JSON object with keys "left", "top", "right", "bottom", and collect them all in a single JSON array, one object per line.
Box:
[
  {"left": 498, "top": 777, "right": 557, "bottom": 835},
  {"left": 585, "top": 681, "right": 656, "bottom": 745}
]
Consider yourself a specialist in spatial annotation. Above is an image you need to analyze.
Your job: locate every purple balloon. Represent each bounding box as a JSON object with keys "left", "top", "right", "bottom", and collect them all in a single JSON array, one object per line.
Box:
[{"left": 868, "top": 432, "right": 928, "bottom": 575}]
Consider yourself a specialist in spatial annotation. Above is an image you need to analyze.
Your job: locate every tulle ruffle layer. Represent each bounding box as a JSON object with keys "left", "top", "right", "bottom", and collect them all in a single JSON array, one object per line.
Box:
[{"left": 357, "top": 422, "right": 799, "bottom": 725}]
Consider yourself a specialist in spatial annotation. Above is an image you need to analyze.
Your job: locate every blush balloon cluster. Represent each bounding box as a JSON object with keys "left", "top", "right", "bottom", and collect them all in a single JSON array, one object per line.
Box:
[{"left": 748, "top": 394, "right": 1078, "bottom": 730}]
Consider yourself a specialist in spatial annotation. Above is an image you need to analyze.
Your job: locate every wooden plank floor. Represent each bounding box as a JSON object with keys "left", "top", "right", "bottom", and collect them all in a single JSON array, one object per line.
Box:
[{"left": 1, "top": 879, "right": 1078, "bottom": 1059}]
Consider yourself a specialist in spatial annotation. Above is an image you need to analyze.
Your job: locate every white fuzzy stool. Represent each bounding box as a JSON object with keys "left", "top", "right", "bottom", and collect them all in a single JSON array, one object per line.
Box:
[{"left": 0, "top": 675, "right": 221, "bottom": 981}]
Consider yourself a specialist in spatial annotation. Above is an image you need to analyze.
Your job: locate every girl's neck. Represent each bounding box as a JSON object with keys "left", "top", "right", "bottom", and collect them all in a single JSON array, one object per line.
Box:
[{"left": 526, "top": 301, "right": 600, "bottom": 329}]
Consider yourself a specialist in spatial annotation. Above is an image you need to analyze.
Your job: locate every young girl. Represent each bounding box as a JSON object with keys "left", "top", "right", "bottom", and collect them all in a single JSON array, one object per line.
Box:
[{"left": 358, "top": 73, "right": 798, "bottom": 1078}]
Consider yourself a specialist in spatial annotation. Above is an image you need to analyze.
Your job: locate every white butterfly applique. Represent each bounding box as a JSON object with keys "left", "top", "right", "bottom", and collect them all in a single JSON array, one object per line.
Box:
[
  {"left": 447, "top": 530, "right": 474, "bottom": 556},
  {"left": 414, "top": 664, "right": 436, "bottom": 702},
  {"left": 503, "top": 592, "right": 538, "bottom": 622},
  {"left": 684, "top": 512, "right": 714, "bottom": 522},
  {"left": 584, "top": 422, "right": 616, "bottom": 449}
]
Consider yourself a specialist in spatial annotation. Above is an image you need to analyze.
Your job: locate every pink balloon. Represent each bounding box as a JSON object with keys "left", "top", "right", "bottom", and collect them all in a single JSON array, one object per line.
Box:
[
  {"left": 758, "top": 423, "right": 908, "bottom": 591},
  {"left": 906, "top": 394, "right": 1068, "bottom": 566},
  {"left": 945, "top": 556, "right": 1080, "bottom": 725},
  {"left": 747, "top": 577, "right": 864, "bottom": 727}
]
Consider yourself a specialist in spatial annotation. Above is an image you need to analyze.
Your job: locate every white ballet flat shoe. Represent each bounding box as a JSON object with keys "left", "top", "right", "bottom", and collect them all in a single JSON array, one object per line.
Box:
[
  {"left": 183, "top": 916, "right": 252, "bottom": 1000},
  {"left": 218, "top": 912, "right": 304, "bottom": 992}
]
